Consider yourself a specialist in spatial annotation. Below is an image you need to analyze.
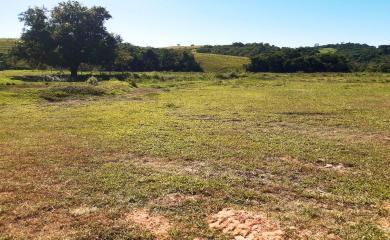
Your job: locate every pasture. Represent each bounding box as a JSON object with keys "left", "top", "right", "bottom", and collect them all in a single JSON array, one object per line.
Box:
[
  {"left": 194, "top": 53, "right": 250, "bottom": 73},
  {"left": 0, "top": 71, "right": 389, "bottom": 239}
]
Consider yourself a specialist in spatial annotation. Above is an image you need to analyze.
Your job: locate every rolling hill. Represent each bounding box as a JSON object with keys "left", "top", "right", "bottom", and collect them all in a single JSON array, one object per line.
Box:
[
  {"left": 0, "top": 38, "right": 17, "bottom": 54},
  {"left": 193, "top": 52, "right": 249, "bottom": 72}
]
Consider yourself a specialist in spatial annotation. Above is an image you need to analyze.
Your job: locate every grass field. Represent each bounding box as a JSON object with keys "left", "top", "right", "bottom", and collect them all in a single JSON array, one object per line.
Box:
[
  {"left": 194, "top": 53, "right": 250, "bottom": 72},
  {"left": 0, "top": 70, "right": 389, "bottom": 239}
]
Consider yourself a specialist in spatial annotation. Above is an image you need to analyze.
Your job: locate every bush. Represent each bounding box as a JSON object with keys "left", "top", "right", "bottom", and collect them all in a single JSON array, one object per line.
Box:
[
  {"left": 40, "top": 86, "right": 105, "bottom": 101},
  {"left": 216, "top": 72, "right": 240, "bottom": 79},
  {"left": 86, "top": 76, "right": 99, "bottom": 86},
  {"left": 127, "top": 78, "right": 138, "bottom": 88}
]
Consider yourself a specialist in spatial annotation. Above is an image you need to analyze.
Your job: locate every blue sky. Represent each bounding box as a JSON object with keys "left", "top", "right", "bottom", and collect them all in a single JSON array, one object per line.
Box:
[{"left": 0, "top": 0, "right": 389, "bottom": 47}]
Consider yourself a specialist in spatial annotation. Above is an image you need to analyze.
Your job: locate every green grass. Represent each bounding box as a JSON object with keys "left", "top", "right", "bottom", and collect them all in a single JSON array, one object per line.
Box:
[
  {"left": 39, "top": 85, "right": 106, "bottom": 101},
  {"left": 194, "top": 52, "right": 250, "bottom": 72},
  {"left": 0, "top": 70, "right": 389, "bottom": 239},
  {"left": 0, "top": 38, "right": 17, "bottom": 54},
  {"left": 319, "top": 47, "right": 337, "bottom": 54}
]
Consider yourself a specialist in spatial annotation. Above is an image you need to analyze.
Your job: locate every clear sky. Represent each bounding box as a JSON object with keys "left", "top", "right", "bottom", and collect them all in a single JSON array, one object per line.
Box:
[{"left": 0, "top": 0, "right": 389, "bottom": 47}]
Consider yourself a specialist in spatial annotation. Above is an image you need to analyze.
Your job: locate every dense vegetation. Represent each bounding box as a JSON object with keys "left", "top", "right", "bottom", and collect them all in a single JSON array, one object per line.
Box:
[
  {"left": 1, "top": 40, "right": 202, "bottom": 73},
  {"left": 246, "top": 48, "right": 350, "bottom": 73},
  {"left": 7, "top": 1, "right": 201, "bottom": 77},
  {"left": 318, "top": 43, "right": 390, "bottom": 72},
  {"left": 198, "top": 42, "right": 390, "bottom": 72},
  {"left": 197, "top": 42, "right": 279, "bottom": 57},
  {"left": 113, "top": 43, "right": 201, "bottom": 72},
  {"left": 12, "top": 1, "right": 118, "bottom": 78}
]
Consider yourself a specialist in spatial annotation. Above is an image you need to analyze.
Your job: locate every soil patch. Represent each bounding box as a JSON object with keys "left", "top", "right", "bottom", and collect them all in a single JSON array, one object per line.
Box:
[
  {"left": 208, "top": 208, "right": 284, "bottom": 240},
  {"left": 152, "top": 193, "right": 202, "bottom": 207},
  {"left": 126, "top": 209, "right": 171, "bottom": 238}
]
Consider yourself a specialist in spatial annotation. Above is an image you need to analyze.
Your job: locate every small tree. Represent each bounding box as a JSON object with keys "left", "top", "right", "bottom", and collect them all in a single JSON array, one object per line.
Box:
[{"left": 13, "top": 1, "right": 117, "bottom": 79}]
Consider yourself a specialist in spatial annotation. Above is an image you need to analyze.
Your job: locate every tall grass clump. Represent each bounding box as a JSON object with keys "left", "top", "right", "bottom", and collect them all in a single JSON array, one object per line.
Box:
[{"left": 86, "top": 76, "right": 99, "bottom": 86}]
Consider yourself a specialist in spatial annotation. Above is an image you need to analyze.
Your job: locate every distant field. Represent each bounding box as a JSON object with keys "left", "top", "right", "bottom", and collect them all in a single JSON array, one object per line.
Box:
[
  {"left": 0, "top": 70, "right": 389, "bottom": 239},
  {"left": 0, "top": 38, "right": 17, "bottom": 54},
  {"left": 319, "top": 47, "right": 337, "bottom": 54},
  {"left": 194, "top": 52, "right": 250, "bottom": 72}
]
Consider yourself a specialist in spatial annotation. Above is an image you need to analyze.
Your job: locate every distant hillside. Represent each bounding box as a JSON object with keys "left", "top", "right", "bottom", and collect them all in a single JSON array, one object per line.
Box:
[
  {"left": 0, "top": 39, "right": 17, "bottom": 54},
  {"left": 193, "top": 52, "right": 249, "bottom": 72}
]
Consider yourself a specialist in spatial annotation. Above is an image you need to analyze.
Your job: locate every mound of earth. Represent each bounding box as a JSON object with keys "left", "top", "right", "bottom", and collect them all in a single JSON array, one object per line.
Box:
[{"left": 208, "top": 208, "right": 284, "bottom": 240}]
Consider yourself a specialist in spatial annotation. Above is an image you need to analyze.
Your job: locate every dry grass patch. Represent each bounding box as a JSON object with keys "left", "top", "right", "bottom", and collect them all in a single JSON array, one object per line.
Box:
[
  {"left": 3, "top": 210, "right": 77, "bottom": 239},
  {"left": 69, "top": 206, "right": 98, "bottom": 216},
  {"left": 125, "top": 209, "right": 172, "bottom": 238},
  {"left": 152, "top": 193, "right": 202, "bottom": 207}
]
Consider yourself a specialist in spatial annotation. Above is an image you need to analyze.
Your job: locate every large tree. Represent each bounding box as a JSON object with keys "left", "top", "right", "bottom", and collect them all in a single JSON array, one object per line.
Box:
[{"left": 13, "top": 1, "right": 117, "bottom": 78}]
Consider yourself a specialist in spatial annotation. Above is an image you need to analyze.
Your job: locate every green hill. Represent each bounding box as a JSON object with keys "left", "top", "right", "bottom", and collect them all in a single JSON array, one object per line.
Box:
[
  {"left": 319, "top": 47, "right": 337, "bottom": 54},
  {"left": 0, "top": 38, "right": 17, "bottom": 54},
  {"left": 194, "top": 52, "right": 249, "bottom": 72}
]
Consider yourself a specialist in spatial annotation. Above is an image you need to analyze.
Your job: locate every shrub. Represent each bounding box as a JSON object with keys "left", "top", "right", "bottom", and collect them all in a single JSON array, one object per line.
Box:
[
  {"left": 216, "top": 72, "right": 240, "bottom": 79},
  {"left": 127, "top": 78, "right": 138, "bottom": 88},
  {"left": 40, "top": 86, "right": 105, "bottom": 101},
  {"left": 86, "top": 76, "right": 99, "bottom": 86}
]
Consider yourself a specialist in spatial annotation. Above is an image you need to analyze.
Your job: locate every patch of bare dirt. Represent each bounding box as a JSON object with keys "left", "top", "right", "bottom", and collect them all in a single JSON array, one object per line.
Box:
[
  {"left": 378, "top": 217, "right": 390, "bottom": 232},
  {"left": 378, "top": 201, "right": 390, "bottom": 233},
  {"left": 126, "top": 209, "right": 171, "bottom": 238},
  {"left": 121, "top": 88, "right": 162, "bottom": 101},
  {"left": 208, "top": 208, "right": 284, "bottom": 240},
  {"left": 152, "top": 193, "right": 202, "bottom": 207},
  {"left": 279, "top": 156, "right": 301, "bottom": 165},
  {"left": 69, "top": 206, "right": 98, "bottom": 216}
]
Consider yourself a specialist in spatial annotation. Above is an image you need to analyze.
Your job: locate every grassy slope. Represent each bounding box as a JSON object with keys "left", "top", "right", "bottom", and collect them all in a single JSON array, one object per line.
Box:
[
  {"left": 0, "top": 71, "right": 389, "bottom": 239},
  {"left": 319, "top": 48, "right": 337, "bottom": 54},
  {"left": 0, "top": 38, "right": 17, "bottom": 54},
  {"left": 194, "top": 52, "right": 250, "bottom": 72}
]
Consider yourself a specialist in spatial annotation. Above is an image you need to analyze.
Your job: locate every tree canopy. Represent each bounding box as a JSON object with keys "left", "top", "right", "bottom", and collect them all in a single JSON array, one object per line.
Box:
[
  {"left": 13, "top": 1, "right": 117, "bottom": 78},
  {"left": 246, "top": 48, "right": 351, "bottom": 73},
  {"left": 112, "top": 43, "right": 202, "bottom": 72}
]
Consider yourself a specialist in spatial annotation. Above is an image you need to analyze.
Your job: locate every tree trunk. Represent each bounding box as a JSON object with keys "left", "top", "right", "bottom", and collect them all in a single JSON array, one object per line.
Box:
[{"left": 70, "top": 66, "right": 78, "bottom": 80}]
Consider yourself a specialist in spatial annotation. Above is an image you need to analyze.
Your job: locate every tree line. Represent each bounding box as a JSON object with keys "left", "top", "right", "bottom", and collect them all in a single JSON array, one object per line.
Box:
[
  {"left": 4, "top": 1, "right": 201, "bottom": 78},
  {"left": 198, "top": 43, "right": 390, "bottom": 72},
  {"left": 246, "top": 48, "right": 350, "bottom": 73},
  {"left": 2, "top": 1, "right": 389, "bottom": 75},
  {"left": 113, "top": 43, "right": 201, "bottom": 72}
]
